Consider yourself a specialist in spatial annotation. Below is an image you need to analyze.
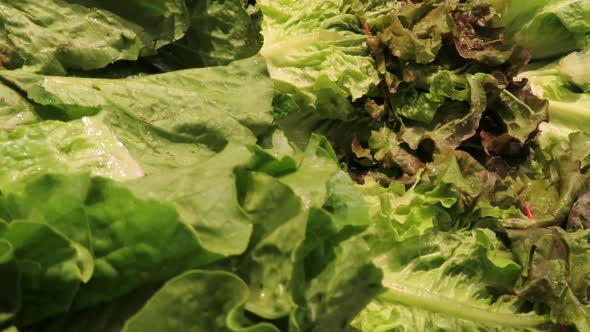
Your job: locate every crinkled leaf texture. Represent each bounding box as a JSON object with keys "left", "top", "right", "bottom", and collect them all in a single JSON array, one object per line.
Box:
[
  {"left": 352, "top": 168, "right": 552, "bottom": 331},
  {"left": 509, "top": 227, "right": 590, "bottom": 329},
  {"left": 151, "top": 0, "right": 263, "bottom": 70},
  {"left": 0, "top": 55, "right": 274, "bottom": 144},
  {"left": 501, "top": 0, "right": 590, "bottom": 59},
  {"left": 518, "top": 48, "right": 590, "bottom": 134},
  {"left": 258, "top": 0, "right": 379, "bottom": 118},
  {"left": 351, "top": 229, "right": 550, "bottom": 331},
  {"left": 0, "top": 0, "right": 189, "bottom": 74}
]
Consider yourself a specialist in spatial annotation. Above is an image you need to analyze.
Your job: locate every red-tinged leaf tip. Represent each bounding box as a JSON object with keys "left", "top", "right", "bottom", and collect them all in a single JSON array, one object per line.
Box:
[
  {"left": 560, "top": 325, "right": 566, "bottom": 332},
  {"left": 364, "top": 22, "right": 372, "bottom": 37},
  {"left": 523, "top": 203, "right": 534, "bottom": 221},
  {"left": 0, "top": 56, "right": 3, "bottom": 68}
]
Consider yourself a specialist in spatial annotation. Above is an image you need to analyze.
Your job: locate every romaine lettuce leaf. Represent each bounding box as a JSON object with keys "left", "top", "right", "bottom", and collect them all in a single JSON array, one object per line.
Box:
[
  {"left": 351, "top": 229, "right": 550, "bottom": 331},
  {"left": 125, "top": 143, "right": 256, "bottom": 256},
  {"left": 0, "top": 0, "right": 189, "bottom": 75},
  {"left": 0, "top": 24, "right": 21, "bottom": 70},
  {"left": 0, "top": 55, "right": 274, "bottom": 144},
  {"left": 121, "top": 270, "right": 280, "bottom": 332},
  {"left": 0, "top": 173, "right": 219, "bottom": 321},
  {"left": 0, "top": 116, "right": 144, "bottom": 189},
  {"left": 0, "top": 219, "right": 93, "bottom": 325},
  {"left": 258, "top": 0, "right": 379, "bottom": 117},
  {"left": 501, "top": 0, "right": 590, "bottom": 59},
  {"left": 0, "top": 239, "right": 19, "bottom": 326},
  {"left": 231, "top": 135, "right": 381, "bottom": 329},
  {"left": 0, "top": 0, "right": 143, "bottom": 74},
  {"left": 68, "top": 0, "right": 190, "bottom": 51},
  {"left": 0, "top": 83, "right": 39, "bottom": 127},
  {"left": 518, "top": 48, "right": 590, "bottom": 134},
  {"left": 150, "top": 0, "right": 263, "bottom": 70}
]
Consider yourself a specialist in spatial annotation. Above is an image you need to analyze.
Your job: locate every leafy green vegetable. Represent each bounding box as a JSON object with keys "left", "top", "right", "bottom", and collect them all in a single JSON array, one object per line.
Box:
[
  {"left": 509, "top": 227, "right": 590, "bottom": 329},
  {"left": 0, "top": 173, "right": 218, "bottom": 320},
  {"left": 518, "top": 47, "right": 590, "bottom": 133},
  {"left": 231, "top": 135, "right": 381, "bottom": 330},
  {"left": 352, "top": 229, "right": 550, "bottom": 331},
  {"left": 1, "top": 0, "right": 590, "bottom": 331},
  {"left": 501, "top": 0, "right": 590, "bottom": 59},
  {"left": 0, "top": 219, "right": 93, "bottom": 325},
  {"left": 0, "top": 83, "right": 38, "bottom": 127},
  {"left": 69, "top": 0, "right": 190, "bottom": 50},
  {"left": 126, "top": 143, "right": 255, "bottom": 256},
  {"left": 151, "top": 0, "right": 263, "bottom": 70},
  {"left": 568, "top": 183, "right": 590, "bottom": 230},
  {"left": 122, "top": 270, "right": 279, "bottom": 332},
  {"left": 0, "top": 0, "right": 189, "bottom": 74},
  {"left": 0, "top": 117, "right": 144, "bottom": 189},
  {"left": 0, "top": 55, "right": 274, "bottom": 143},
  {"left": 391, "top": 70, "right": 470, "bottom": 124},
  {"left": 350, "top": 163, "right": 551, "bottom": 330},
  {"left": 399, "top": 73, "right": 491, "bottom": 150},
  {"left": 0, "top": 239, "right": 19, "bottom": 325},
  {"left": 258, "top": 0, "right": 379, "bottom": 117}
]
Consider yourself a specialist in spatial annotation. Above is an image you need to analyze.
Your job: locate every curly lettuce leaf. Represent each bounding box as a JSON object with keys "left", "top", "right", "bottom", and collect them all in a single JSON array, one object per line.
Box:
[
  {"left": 351, "top": 229, "right": 550, "bottom": 331},
  {"left": 353, "top": 160, "right": 551, "bottom": 330},
  {"left": 391, "top": 70, "right": 470, "bottom": 124},
  {"left": 399, "top": 73, "right": 492, "bottom": 150},
  {"left": 509, "top": 227, "right": 590, "bottom": 329},
  {"left": 378, "top": 2, "right": 453, "bottom": 64},
  {"left": 568, "top": 183, "right": 590, "bottom": 230}
]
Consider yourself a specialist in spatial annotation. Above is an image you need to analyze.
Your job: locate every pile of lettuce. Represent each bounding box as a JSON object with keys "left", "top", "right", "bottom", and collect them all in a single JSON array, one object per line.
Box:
[{"left": 1, "top": 0, "right": 590, "bottom": 331}]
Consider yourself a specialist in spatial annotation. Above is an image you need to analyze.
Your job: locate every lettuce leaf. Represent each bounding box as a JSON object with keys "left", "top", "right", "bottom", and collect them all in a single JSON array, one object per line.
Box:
[
  {"left": 351, "top": 229, "right": 550, "bottom": 331},
  {"left": 518, "top": 47, "right": 590, "bottom": 134},
  {"left": 0, "top": 83, "right": 39, "bottom": 127},
  {"left": 0, "top": 55, "right": 274, "bottom": 144},
  {"left": 0, "top": 239, "right": 20, "bottom": 325},
  {"left": 258, "top": 0, "right": 379, "bottom": 117},
  {"left": 150, "top": 0, "right": 263, "bottom": 70},
  {"left": 509, "top": 227, "right": 590, "bottom": 329},
  {"left": 0, "top": 116, "right": 144, "bottom": 189},
  {"left": 122, "top": 270, "right": 280, "bottom": 332},
  {"left": 501, "top": 0, "right": 590, "bottom": 59},
  {"left": 0, "top": 219, "right": 93, "bottom": 325},
  {"left": 351, "top": 165, "right": 551, "bottom": 331},
  {"left": 0, "top": 0, "right": 190, "bottom": 74}
]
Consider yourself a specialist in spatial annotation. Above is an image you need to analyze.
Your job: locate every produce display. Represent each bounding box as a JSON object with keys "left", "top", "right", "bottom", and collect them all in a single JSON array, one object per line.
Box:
[{"left": 0, "top": 0, "right": 589, "bottom": 331}]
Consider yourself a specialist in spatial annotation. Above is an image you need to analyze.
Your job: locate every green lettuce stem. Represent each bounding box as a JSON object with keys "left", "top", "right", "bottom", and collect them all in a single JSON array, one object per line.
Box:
[
  {"left": 548, "top": 100, "right": 590, "bottom": 134},
  {"left": 379, "top": 284, "right": 549, "bottom": 328}
]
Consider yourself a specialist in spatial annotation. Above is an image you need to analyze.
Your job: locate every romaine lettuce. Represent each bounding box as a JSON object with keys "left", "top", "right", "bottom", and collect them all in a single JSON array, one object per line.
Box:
[
  {"left": 258, "top": 0, "right": 379, "bottom": 117},
  {"left": 501, "top": 0, "right": 590, "bottom": 59}
]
